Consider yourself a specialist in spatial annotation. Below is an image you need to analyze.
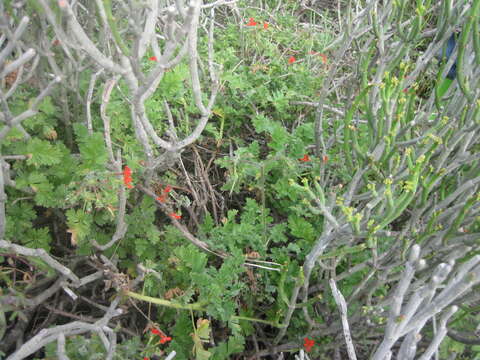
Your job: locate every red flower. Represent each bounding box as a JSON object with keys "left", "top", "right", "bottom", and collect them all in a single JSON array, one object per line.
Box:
[
  {"left": 304, "top": 337, "right": 315, "bottom": 352},
  {"left": 150, "top": 328, "right": 161, "bottom": 335},
  {"left": 155, "top": 186, "right": 172, "bottom": 202},
  {"left": 263, "top": 22, "right": 269, "bottom": 29},
  {"left": 123, "top": 166, "right": 134, "bottom": 189},
  {"left": 402, "top": 88, "right": 408, "bottom": 93},
  {"left": 322, "top": 155, "right": 329, "bottom": 164},
  {"left": 298, "top": 154, "right": 310, "bottom": 162},
  {"left": 149, "top": 56, "right": 158, "bottom": 61},
  {"left": 144, "top": 357, "right": 150, "bottom": 360},
  {"left": 170, "top": 213, "right": 181, "bottom": 220},
  {"left": 246, "top": 17, "right": 257, "bottom": 26},
  {"left": 288, "top": 56, "right": 296, "bottom": 64},
  {"left": 320, "top": 53, "right": 327, "bottom": 64},
  {"left": 309, "top": 52, "right": 327, "bottom": 64},
  {"left": 159, "top": 335, "right": 172, "bottom": 344}
]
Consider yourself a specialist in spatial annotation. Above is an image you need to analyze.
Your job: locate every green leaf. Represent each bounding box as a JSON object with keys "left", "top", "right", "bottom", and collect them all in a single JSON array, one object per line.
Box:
[
  {"left": 38, "top": 96, "right": 56, "bottom": 115},
  {"left": 222, "top": 71, "right": 248, "bottom": 90},
  {"left": 66, "top": 209, "right": 93, "bottom": 246},
  {"left": 192, "top": 319, "right": 212, "bottom": 360},
  {"left": 211, "top": 334, "right": 245, "bottom": 360},
  {"left": 78, "top": 133, "right": 108, "bottom": 167},
  {"left": 24, "top": 227, "right": 52, "bottom": 251},
  {"left": 200, "top": 212, "right": 215, "bottom": 234},
  {"left": 174, "top": 245, "right": 208, "bottom": 274},
  {"left": 73, "top": 124, "right": 108, "bottom": 168},
  {"left": 288, "top": 215, "right": 315, "bottom": 241},
  {"left": 196, "top": 318, "right": 211, "bottom": 340},
  {"left": 25, "top": 139, "right": 63, "bottom": 167},
  {"left": 158, "top": 63, "right": 189, "bottom": 98},
  {"left": 252, "top": 114, "right": 290, "bottom": 151}
]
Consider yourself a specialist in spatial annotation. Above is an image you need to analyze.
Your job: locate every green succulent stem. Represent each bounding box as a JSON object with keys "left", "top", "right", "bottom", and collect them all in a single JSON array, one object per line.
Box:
[
  {"left": 126, "top": 291, "right": 285, "bottom": 327},
  {"left": 103, "top": 0, "right": 130, "bottom": 56}
]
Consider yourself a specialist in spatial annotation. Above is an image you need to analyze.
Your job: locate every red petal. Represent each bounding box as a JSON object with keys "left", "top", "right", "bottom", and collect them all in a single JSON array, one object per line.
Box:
[
  {"left": 288, "top": 56, "right": 296, "bottom": 64},
  {"left": 263, "top": 22, "right": 268, "bottom": 29},
  {"left": 298, "top": 154, "right": 310, "bottom": 162},
  {"left": 160, "top": 335, "right": 172, "bottom": 344},
  {"left": 163, "top": 185, "right": 172, "bottom": 193},
  {"left": 150, "top": 328, "right": 161, "bottom": 335},
  {"left": 149, "top": 56, "right": 158, "bottom": 61},
  {"left": 303, "top": 337, "right": 315, "bottom": 352},
  {"left": 123, "top": 166, "right": 134, "bottom": 188}
]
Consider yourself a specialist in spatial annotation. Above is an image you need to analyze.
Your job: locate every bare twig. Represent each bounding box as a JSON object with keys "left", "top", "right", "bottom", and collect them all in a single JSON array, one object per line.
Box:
[
  {"left": 0, "top": 240, "right": 80, "bottom": 285},
  {"left": 92, "top": 151, "right": 128, "bottom": 251},
  {"left": 85, "top": 68, "right": 104, "bottom": 135},
  {"left": 330, "top": 278, "right": 357, "bottom": 360},
  {"left": 6, "top": 298, "right": 122, "bottom": 360}
]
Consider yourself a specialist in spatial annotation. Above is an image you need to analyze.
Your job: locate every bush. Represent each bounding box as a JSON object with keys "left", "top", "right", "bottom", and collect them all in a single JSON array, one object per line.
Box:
[{"left": 1, "top": 0, "right": 479, "bottom": 359}]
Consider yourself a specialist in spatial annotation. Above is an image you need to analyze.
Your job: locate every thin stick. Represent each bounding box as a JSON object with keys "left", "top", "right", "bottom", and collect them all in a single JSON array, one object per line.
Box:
[{"left": 330, "top": 278, "right": 358, "bottom": 360}]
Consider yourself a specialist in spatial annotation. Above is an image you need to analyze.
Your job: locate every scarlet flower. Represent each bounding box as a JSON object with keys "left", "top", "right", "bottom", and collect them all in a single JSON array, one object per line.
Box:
[
  {"left": 319, "top": 53, "right": 327, "bottom": 64},
  {"left": 170, "top": 213, "right": 181, "bottom": 220},
  {"left": 298, "top": 154, "right": 310, "bottom": 162},
  {"left": 144, "top": 357, "right": 149, "bottom": 360},
  {"left": 263, "top": 22, "right": 269, "bottom": 29},
  {"left": 288, "top": 56, "right": 296, "bottom": 64},
  {"left": 150, "top": 328, "right": 161, "bottom": 335},
  {"left": 123, "top": 166, "right": 134, "bottom": 189},
  {"left": 163, "top": 185, "right": 172, "bottom": 193},
  {"left": 246, "top": 17, "right": 257, "bottom": 26},
  {"left": 159, "top": 335, "right": 172, "bottom": 344},
  {"left": 304, "top": 337, "right": 315, "bottom": 352},
  {"left": 322, "top": 155, "right": 329, "bottom": 164},
  {"left": 149, "top": 56, "right": 158, "bottom": 61},
  {"left": 156, "top": 195, "right": 166, "bottom": 203},
  {"left": 309, "top": 52, "right": 327, "bottom": 64}
]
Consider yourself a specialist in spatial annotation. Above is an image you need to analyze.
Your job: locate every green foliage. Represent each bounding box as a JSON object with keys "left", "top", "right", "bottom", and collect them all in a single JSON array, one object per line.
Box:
[
  {"left": 121, "top": 196, "right": 161, "bottom": 261},
  {"left": 210, "top": 319, "right": 245, "bottom": 360},
  {"left": 158, "top": 63, "right": 190, "bottom": 99},
  {"left": 172, "top": 244, "right": 245, "bottom": 321},
  {"left": 42, "top": 333, "right": 142, "bottom": 360},
  {"left": 66, "top": 208, "right": 93, "bottom": 252},
  {"left": 168, "top": 312, "right": 195, "bottom": 360},
  {"left": 73, "top": 124, "right": 108, "bottom": 170},
  {"left": 2, "top": 2, "right": 478, "bottom": 359},
  {"left": 6, "top": 202, "right": 52, "bottom": 250},
  {"left": 25, "top": 139, "right": 63, "bottom": 167}
]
